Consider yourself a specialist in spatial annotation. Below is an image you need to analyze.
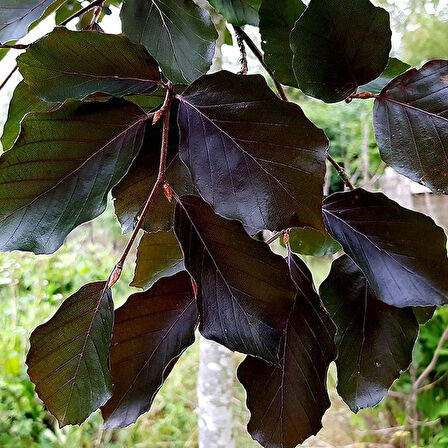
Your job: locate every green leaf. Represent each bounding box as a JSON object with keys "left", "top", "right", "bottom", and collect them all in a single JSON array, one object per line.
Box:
[
  {"left": 373, "top": 60, "right": 448, "bottom": 193},
  {"left": 1, "top": 81, "right": 58, "bottom": 151},
  {"left": 27, "top": 282, "right": 114, "bottom": 426},
  {"left": 290, "top": 0, "right": 391, "bottom": 102},
  {"left": 0, "top": 99, "right": 146, "bottom": 254},
  {"left": 54, "top": 0, "right": 82, "bottom": 23},
  {"left": 208, "top": 0, "right": 261, "bottom": 26},
  {"left": 131, "top": 230, "right": 185, "bottom": 290},
  {"left": 18, "top": 28, "right": 161, "bottom": 102},
  {"left": 174, "top": 195, "right": 296, "bottom": 363},
  {"left": 259, "top": 0, "right": 305, "bottom": 87},
  {"left": 323, "top": 188, "right": 448, "bottom": 307},
  {"left": 281, "top": 227, "right": 341, "bottom": 257},
  {"left": 320, "top": 255, "right": 418, "bottom": 412},
  {"left": 102, "top": 272, "right": 198, "bottom": 428},
  {"left": 121, "top": 0, "right": 217, "bottom": 84},
  {"left": 360, "top": 57, "right": 411, "bottom": 94},
  {"left": 112, "top": 101, "right": 195, "bottom": 234},
  {"left": 177, "top": 71, "right": 328, "bottom": 233},
  {"left": 0, "top": 0, "right": 56, "bottom": 43},
  {"left": 238, "top": 253, "right": 336, "bottom": 448}
]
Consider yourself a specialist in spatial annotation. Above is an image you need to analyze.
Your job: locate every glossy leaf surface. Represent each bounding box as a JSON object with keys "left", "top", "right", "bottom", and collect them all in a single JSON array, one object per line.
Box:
[
  {"left": 238, "top": 253, "right": 336, "bottom": 448},
  {"left": 281, "top": 227, "right": 341, "bottom": 257},
  {"left": 27, "top": 282, "right": 114, "bottom": 426},
  {"left": 18, "top": 28, "right": 161, "bottom": 102},
  {"left": 174, "top": 195, "right": 296, "bottom": 362},
  {"left": 102, "top": 272, "right": 198, "bottom": 428},
  {"left": 323, "top": 188, "right": 448, "bottom": 307},
  {"left": 0, "top": 99, "right": 146, "bottom": 254},
  {"left": 0, "top": 0, "right": 55, "bottom": 43},
  {"left": 373, "top": 60, "right": 448, "bottom": 193},
  {"left": 291, "top": 0, "right": 391, "bottom": 102},
  {"left": 320, "top": 255, "right": 419, "bottom": 411},
  {"left": 208, "top": 0, "right": 260, "bottom": 26},
  {"left": 112, "top": 102, "right": 195, "bottom": 234},
  {"left": 178, "top": 71, "right": 328, "bottom": 232},
  {"left": 121, "top": 0, "right": 217, "bottom": 84},
  {"left": 259, "top": 0, "right": 305, "bottom": 87},
  {"left": 131, "top": 230, "right": 184, "bottom": 290}
]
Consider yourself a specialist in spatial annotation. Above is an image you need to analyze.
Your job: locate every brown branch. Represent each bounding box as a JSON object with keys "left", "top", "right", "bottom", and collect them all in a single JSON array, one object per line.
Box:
[
  {"left": 0, "top": 43, "right": 29, "bottom": 49},
  {"left": 327, "top": 154, "right": 355, "bottom": 190},
  {"left": 233, "top": 26, "right": 287, "bottom": 101},
  {"left": 0, "top": 65, "right": 18, "bottom": 92},
  {"left": 265, "top": 231, "right": 284, "bottom": 245},
  {"left": 60, "top": 0, "right": 105, "bottom": 26},
  {"left": 107, "top": 86, "right": 174, "bottom": 287},
  {"left": 234, "top": 27, "right": 248, "bottom": 75}
]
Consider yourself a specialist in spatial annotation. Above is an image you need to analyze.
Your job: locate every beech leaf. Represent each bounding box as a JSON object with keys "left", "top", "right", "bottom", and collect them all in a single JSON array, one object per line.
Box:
[
  {"left": 131, "top": 230, "right": 184, "bottom": 290},
  {"left": 259, "top": 0, "right": 305, "bottom": 87},
  {"left": 373, "top": 60, "right": 448, "bottom": 193},
  {"left": 0, "top": 0, "right": 55, "bottom": 43},
  {"left": 0, "top": 99, "right": 146, "bottom": 254},
  {"left": 18, "top": 28, "right": 161, "bottom": 102},
  {"left": 290, "top": 0, "right": 391, "bottom": 102},
  {"left": 238, "top": 253, "right": 336, "bottom": 448},
  {"left": 281, "top": 227, "right": 341, "bottom": 257},
  {"left": 121, "top": 0, "right": 217, "bottom": 84},
  {"left": 174, "top": 195, "right": 296, "bottom": 363},
  {"left": 101, "top": 272, "right": 198, "bottom": 428},
  {"left": 27, "top": 282, "right": 114, "bottom": 426},
  {"left": 323, "top": 188, "right": 448, "bottom": 307},
  {"left": 208, "top": 0, "right": 261, "bottom": 26},
  {"left": 177, "top": 71, "right": 328, "bottom": 232},
  {"left": 320, "top": 255, "right": 419, "bottom": 412}
]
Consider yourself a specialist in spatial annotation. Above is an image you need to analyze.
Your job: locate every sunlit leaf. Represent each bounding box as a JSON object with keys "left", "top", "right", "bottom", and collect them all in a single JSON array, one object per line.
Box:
[
  {"left": 0, "top": 99, "right": 146, "bottom": 254},
  {"left": 102, "top": 272, "right": 198, "bottom": 428},
  {"left": 373, "top": 60, "right": 448, "bottom": 193},
  {"left": 281, "top": 227, "right": 341, "bottom": 257},
  {"left": 208, "top": 0, "right": 261, "bottom": 26},
  {"left": 177, "top": 70, "right": 328, "bottom": 232},
  {"left": 27, "top": 282, "right": 114, "bottom": 426},
  {"left": 291, "top": 0, "right": 391, "bottom": 102},
  {"left": 121, "top": 0, "right": 217, "bottom": 84},
  {"left": 174, "top": 195, "right": 296, "bottom": 362},
  {"left": 238, "top": 253, "right": 336, "bottom": 448},
  {"left": 320, "top": 255, "right": 419, "bottom": 411},
  {"left": 323, "top": 188, "right": 448, "bottom": 307}
]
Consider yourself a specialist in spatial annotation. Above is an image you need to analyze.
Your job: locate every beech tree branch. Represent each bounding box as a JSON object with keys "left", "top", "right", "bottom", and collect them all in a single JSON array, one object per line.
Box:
[
  {"left": 234, "top": 27, "right": 248, "bottom": 75},
  {"left": 107, "top": 86, "right": 174, "bottom": 287},
  {"left": 0, "top": 65, "right": 18, "bottom": 92},
  {"left": 60, "top": 0, "right": 105, "bottom": 26},
  {"left": 0, "top": 44, "right": 29, "bottom": 49},
  {"left": 327, "top": 154, "right": 355, "bottom": 190}
]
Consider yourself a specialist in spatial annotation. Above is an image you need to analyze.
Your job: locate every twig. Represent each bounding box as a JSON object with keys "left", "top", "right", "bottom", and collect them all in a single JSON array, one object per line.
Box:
[
  {"left": 233, "top": 26, "right": 287, "bottom": 101},
  {"left": 0, "top": 65, "right": 18, "bottom": 92},
  {"left": 234, "top": 27, "right": 248, "bottom": 75},
  {"left": 327, "top": 154, "right": 355, "bottom": 190},
  {"left": 265, "top": 231, "right": 284, "bottom": 245},
  {"left": 60, "top": 0, "right": 105, "bottom": 26},
  {"left": 0, "top": 43, "right": 29, "bottom": 49},
  {"left": 418, "top": 371, "right": 447, "bottom": 392},
  {"left": 107, "top": 86, "right": 174, "bottom": 287}
]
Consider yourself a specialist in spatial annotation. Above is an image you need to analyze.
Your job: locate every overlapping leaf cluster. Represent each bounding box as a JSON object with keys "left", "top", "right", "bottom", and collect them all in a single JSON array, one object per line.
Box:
[{"left": 1, "top": 0, "right": 447, "bottom": 447}]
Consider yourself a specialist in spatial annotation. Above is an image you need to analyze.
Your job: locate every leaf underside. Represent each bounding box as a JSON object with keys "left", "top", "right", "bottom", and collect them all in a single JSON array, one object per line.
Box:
[{"left": 208, "top": 0, "right": 261, "bottom": 26}]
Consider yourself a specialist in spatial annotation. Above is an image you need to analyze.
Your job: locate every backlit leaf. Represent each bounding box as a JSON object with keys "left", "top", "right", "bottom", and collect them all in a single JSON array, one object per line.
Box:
[
  {"left": 0, "top": 0, "right": 55, "bottom": 43},
  {"left": 121, "top": 0, "right": 217, "bottom": 84},
  {"left": 174, "top": 195, "right": 296, "bottom": 363},
  {"left": 18, "top": 28, "right": 161, "bottom": 102},
  {"left": 208, "top": 0, "right": 261, "bottom": 26},
  {"left": 373, "top": 60, "right": 448, "bottom": 193},
  {"left": 27, "top": 282, "right": 114, "bottom": 426},
  {"left": 102, "top": 272, "right": 198, "bottom": 428},
  {"left": 323, "top": 188, "right": 448, "bottom": 307},
  {"left": 238, "top": 253, "right": 336, "bottom": 448},
  {"left": 290, "top": 0, "right": 391, "bottom": 102},
  {"left": 177, "top": 70, "right": 328, "bottom": 232},
  {"left": 281, "top": 227, "right": 341, "bottom": 257},
  {"left": 320, "top": 255, "right": 419, "bottom": 411},
  {"left": 131, "top": 230, "right": 184, "bottom": 290},
  {"left": 259, "top": 0, "right": 305, "bottom": 87},
  {"left": 0, "top": 99, "right": 146, "bottom": 254}
]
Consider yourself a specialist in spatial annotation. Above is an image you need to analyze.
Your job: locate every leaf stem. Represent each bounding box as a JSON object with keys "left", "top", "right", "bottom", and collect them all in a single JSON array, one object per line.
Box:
[
  {"left": 107, "top": 86, "right": 174, "bottom": 287},
  {"left": 233, "top": 26, "right": 287, "bottom": 101},
  {"left": 327, "top": 154, "right": 355, "bottom": 190},
  {"left": 60, "top": 0, "right": 105, "bottom": 26}
]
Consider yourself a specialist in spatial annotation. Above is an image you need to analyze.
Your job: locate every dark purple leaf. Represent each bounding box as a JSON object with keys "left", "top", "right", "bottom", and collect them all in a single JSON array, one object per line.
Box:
[
  {"left": 373, "top": 60, "right": 448, "bottom": 193},
  {"left": 101, "top": 272, "right": 198, "bottom": 428},
  {"left": 323, "top": 188, "right": 448, "bottom": 307},
  {"left": 290, "top": 0, "right": 391, "bottom": 102},
  {"left": 174, "top": 195, "right": 296, "bottom": 362},
  {"left": 177, "top": 70, "right": 328, "bottom": 232},
  {"left": 27, "top": 282, "right": 114, "bottom": 426},
  {"left": 320, "top": 255, "right": 419, "bottom": 411},
  {"left": 238, "top": 253, "right": 336, "bottom": 448}
]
